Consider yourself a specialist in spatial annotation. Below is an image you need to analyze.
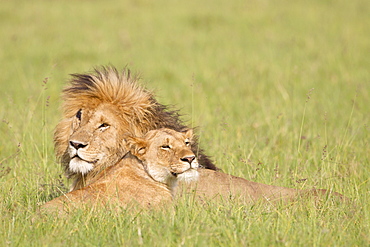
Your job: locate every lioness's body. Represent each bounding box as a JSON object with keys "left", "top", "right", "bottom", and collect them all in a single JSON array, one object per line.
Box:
[
  {"left": 178, "top": 169, "right": 344, "bottom": 203},
  {"left": 180, "top": 169, "right": 297, "bottom": 202}
]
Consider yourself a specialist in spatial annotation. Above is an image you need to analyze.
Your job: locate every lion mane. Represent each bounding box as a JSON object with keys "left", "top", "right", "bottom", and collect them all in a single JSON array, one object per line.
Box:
[{"left": 54, "top": 66, "right": 216, "bottom": 191}]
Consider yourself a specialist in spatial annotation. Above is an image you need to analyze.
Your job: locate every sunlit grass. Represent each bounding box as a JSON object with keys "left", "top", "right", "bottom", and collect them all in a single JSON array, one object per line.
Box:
[{"left": 0, "top": 0, "right": 369, "bottom": 245}]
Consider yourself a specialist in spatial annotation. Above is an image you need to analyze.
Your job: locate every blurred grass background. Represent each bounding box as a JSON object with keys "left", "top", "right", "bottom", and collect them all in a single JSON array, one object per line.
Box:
[{"left": 0, "top": 0, "right": 369, "bottom": 245}]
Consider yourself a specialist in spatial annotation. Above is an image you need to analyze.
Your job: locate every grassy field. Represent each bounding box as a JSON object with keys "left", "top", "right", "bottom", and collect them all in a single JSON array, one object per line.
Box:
[{"left": 1, "top": 0, "right": 369, "bottom": 245}]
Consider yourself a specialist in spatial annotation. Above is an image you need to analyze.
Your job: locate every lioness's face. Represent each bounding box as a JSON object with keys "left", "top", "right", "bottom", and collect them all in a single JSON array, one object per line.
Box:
[
  {"left": 128, "top": 128, "right": 199, "bottom": 185},
  {"left": 67, "top": 104, "right": 126, "bottom": 175}
]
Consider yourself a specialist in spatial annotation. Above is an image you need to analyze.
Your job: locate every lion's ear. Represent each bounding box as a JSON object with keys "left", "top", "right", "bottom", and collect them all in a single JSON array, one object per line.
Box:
[{"left": 125, "top": 136, "right": 148, "bottom": 158}]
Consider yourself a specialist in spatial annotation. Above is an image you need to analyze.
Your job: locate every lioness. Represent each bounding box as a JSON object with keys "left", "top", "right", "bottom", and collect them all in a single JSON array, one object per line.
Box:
[
  {"left": 46, "top": 66, "right": 344, "bottom": 210},
  {"left": 42, "top": 128, "right": 198, "bottom": 212}
]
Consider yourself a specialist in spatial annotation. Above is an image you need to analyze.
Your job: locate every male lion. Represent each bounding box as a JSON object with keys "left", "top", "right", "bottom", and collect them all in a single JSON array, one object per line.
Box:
[
  {"left": 49, "top": 66, "right": 344, "bottom": 209},
  {"left": 42, "top": 128, "right": 199, "bottom": 212}
]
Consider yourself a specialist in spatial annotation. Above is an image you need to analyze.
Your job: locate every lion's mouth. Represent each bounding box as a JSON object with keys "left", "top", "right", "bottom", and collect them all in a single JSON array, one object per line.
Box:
[
  {"left": 69, "top": 156, "right": 97, "bottom": 175},
  {"left": 71, "top": 154, "right": 98, "bottom": 163}
]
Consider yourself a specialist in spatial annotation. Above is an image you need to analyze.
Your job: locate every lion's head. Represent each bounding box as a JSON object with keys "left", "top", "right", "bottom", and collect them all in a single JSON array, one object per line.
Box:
[
  {"left": 54, "top": 67, "right": 216, "bottom": 191},
  {"left": 127, "top": 128, "right": 199, "bottom": 190}
]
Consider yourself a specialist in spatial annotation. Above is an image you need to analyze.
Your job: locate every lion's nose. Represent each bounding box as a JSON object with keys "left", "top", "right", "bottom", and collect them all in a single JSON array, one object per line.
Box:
[
  {"left": 181, "top": 155, "right": 195, "bottom": 164},
  {"left": 70, "top": 140, "right": 88, "bottom": 150}
]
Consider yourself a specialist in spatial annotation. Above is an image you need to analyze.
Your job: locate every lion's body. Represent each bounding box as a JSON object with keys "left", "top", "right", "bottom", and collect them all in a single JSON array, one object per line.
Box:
[
  {"left": 42, "top": 154, "right": 172, "bottom": 212},
  {"left": 42, "top": 128, "right": 199, "bottom": 212}
]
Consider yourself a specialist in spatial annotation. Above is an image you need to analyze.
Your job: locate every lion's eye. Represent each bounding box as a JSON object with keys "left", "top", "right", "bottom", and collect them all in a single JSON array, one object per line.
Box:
[
  {"left": 99, "top": 123, "right": 110, "bottom": 130},
  {"left": 161, "top": 145, "right": 171, "bottom": 150},
  {"left": 76, "top": 109, "right": 82, "bottom": 120}
]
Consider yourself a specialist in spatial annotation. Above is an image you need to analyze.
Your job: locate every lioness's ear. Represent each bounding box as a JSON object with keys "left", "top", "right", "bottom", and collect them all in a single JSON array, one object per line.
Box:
[
  {"left": 184, "top": 128, "right": 193, "bottom": 141},
  {"left": 124, "top": 136, "right": 148, "bottom": 158}
]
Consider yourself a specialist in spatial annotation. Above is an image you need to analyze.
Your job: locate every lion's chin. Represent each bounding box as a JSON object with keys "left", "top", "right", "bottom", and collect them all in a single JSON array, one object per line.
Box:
[
  {"left": 177, "top": 169, "right": 199, "bottom": 183},
  {"left": 69, "top": 157, "right": 94, "bottom": 175}
]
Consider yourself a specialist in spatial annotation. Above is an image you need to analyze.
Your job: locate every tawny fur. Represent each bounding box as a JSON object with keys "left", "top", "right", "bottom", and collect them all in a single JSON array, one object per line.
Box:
[
  {"left": 177, "top": 169, "right": 345, "bottom": 204},
  {"left": 54, "top": 66, "right": 215, "bottom": 191},
  {"left": 42, "top": 128, "right": 199, "bottom": 213},
  {"left": 51, "top": 66, "right": 345, "bottom": 207}
]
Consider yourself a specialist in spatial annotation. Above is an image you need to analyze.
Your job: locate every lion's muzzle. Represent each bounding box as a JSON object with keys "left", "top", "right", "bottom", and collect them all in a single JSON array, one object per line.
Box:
[
  {"left": 68, "top": 140, "right": 98, "bottom": 175},
  {"left": 69, "top": 140, "right": 88, "bottom": 150}
]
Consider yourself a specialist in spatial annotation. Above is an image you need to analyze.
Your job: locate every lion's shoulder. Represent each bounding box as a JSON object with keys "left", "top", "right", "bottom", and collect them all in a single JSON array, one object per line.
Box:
[{"left": 41, "top": 155, "right": 172, "bottom": 213}]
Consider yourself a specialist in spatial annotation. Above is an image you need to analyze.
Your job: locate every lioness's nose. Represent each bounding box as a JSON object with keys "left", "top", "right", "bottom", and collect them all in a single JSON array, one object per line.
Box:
[
  {"left": 181, "top": 155, "right": 195, "bottom": 164},
  {"left": 70, "top": 140, "right": 88, "bottom": 150}
]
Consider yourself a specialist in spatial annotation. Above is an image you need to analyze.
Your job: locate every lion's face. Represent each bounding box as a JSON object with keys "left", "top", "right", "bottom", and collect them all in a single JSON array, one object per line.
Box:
[
  {"left": 128, "top": 128, "right": 199, "bottom": 187},
  {"left": 65, "top": 103, "right": 127, "bottom": 176}
]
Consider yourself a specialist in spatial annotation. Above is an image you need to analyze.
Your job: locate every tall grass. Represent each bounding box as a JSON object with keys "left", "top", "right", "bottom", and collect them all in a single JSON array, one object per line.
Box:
[{"left": 0, "top": 0, "right": 369, "bottom": 245}]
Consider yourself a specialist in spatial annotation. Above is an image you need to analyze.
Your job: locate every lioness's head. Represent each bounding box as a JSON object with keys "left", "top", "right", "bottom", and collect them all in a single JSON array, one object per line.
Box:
[{"left": 127, "top": 128, "right": 199, "bottom": 189}]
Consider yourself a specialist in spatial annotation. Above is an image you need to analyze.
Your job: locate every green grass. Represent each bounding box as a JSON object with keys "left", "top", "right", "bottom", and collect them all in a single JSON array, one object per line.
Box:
[{"left": 1, "top": 0, "right": 369, "bottom": 245}]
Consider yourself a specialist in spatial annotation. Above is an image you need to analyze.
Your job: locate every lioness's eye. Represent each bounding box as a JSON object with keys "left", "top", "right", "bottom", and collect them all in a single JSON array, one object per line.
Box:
[
  {"left": 99, "top": 123, "right": 110, "bottom": 130},
  {"left": 185, "top": 139, "right": 191, "bottom": 146},
  {"left": 161, "top": 145, "right": 171, "bottom": 150}
]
